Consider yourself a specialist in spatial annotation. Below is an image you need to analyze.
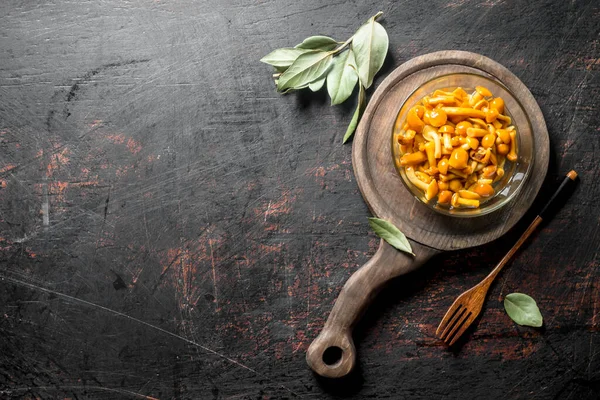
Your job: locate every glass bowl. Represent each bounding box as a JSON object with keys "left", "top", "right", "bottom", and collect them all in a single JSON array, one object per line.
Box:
[{"left": 391, "top": 73, "right": 534, "bottom": 218}]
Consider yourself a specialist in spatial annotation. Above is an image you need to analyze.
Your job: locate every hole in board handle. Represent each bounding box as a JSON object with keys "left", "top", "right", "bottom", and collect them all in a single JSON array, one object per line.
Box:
[{"left": 322, "top": 346, "right": 343, "bottom": 367}]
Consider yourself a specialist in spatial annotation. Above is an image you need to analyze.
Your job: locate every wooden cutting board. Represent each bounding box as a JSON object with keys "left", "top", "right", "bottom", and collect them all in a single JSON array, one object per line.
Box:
[{"left": 306, "top": 50, "right": 550, "bottom": 378}]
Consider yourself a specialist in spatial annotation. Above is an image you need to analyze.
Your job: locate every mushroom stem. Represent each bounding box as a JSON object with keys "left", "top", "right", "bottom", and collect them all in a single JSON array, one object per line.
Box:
[
  {"left": 451, "top": 193, "right": 480, "bottom": 208},
  {"left": 406, "top": 167, "right": 429, "bottom": 191},
  {"left": 441, "top": 107, "right": 486, "bottom": 119},
  {"left": 507, "top": 130, "right": 518, "bottom": 161}
]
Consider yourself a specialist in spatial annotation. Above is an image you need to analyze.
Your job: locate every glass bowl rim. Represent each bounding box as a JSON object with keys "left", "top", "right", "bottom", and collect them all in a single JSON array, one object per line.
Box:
[{"left": 391, "top": 72, "right": 536, "bottom": 218}]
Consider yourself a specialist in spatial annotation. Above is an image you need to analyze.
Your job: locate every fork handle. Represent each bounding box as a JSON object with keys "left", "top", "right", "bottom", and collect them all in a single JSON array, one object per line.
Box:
[
  {"left": 306, "top": 239, "right": 436, "bottom": 378},
  {"left": 482, "top": 170, "right": 578, "bottom": 286}
]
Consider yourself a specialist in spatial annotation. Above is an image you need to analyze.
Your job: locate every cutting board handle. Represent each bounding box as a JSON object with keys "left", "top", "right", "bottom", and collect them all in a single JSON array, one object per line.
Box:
[{"left": 306, "top": 239, "right": 436, "bottom": 378}]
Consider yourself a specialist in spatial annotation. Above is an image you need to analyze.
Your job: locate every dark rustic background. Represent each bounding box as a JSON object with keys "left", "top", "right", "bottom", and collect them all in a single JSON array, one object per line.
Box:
[{"left": 1, "top": 0, "right": 598, "bottom": 399}]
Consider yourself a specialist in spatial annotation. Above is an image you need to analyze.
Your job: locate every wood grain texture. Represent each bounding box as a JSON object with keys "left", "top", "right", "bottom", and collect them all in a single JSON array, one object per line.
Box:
[{"left": 0, "top": 0, "right": 599, "bottom": 399}]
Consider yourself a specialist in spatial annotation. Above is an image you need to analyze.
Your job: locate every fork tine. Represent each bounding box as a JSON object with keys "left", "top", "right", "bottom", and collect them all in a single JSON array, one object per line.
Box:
[
  {"left": 445, "top": 311, "right": 472, "bottom": 345},
  {"left": 443, "top": 311, "right": 469, "bottom": 344},
  {"left": 439, "top": 306, "right": 467, "bottom": 340},
  {"left": 436, "top": 303, "right": 463, "bottom": 337},
  {"left": 448, "top": 312, "right": 475, "bottom": 346}
]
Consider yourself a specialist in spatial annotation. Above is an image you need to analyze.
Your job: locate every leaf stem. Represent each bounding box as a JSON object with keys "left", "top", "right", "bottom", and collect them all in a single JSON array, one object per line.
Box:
[{"left": 331, "top": 36, "right": 353, "bottom": 56}]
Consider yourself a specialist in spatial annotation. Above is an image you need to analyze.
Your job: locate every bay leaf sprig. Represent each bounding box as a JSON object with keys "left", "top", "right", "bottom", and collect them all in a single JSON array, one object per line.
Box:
[{"left": 260, "top": 12, "right": 389, "bottom": 143}]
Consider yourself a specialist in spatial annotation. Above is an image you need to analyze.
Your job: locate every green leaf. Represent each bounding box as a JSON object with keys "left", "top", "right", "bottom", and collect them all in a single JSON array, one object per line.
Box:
[
  {"left": 327, "top": 49, "right": 359, "bottom": 105},
  {"left": 308, "top": 76, "right": 326, "bottom": 91},
  {"left": 277, "top": 51, "right": 333, "bottom": 92},
  {"left": 368, "top": 217, "right": 414, "bottom": 255},
  {"left": 343, "top": 83, "right": 365, "bottom": 143},
  {"left": 260, "top": 47, "right": 313, "bottom": 68},
  {"left": 504, "top": 293, "right": 543, "bottom": 327},
  {"left": 351, "top": 12, "right": 389, "bottom": 89},
  {"left": 295, "top": 35, "right": 339, "bottom": 51}
]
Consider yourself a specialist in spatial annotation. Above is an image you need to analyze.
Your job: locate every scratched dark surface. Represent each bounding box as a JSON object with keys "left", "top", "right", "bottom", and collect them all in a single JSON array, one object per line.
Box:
[{"left": 0, "top": 0, "right": 599, "bottom": 399}]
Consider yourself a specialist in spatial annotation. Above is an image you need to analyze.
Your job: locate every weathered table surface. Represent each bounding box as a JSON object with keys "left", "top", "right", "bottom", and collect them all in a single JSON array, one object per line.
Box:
[{"left": 1, "top": 1, "right": 598, "bottom": 399}]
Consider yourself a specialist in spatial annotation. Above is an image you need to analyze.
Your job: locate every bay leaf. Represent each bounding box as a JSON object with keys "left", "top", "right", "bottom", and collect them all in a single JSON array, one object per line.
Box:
[
  {"left": 260, "top": 47, "right": 313, "bottom": 68},
  {"left": 351, "top": 14, "right": 388, "bottom": 89},
  {"left": 368, "top": 217, "right": 414, "bottom": 255},
  {"left": 504, "top": 293, "right": 544, "bottom": 327},
  {"left": 327, "top": 49, "right": 359, "bottom": 105},
  {"left": 343, "top": 83, "right": 365, "bottom": 143},
  {"left": 308, "top": 76, "right": 326, "bottom": 91},
  {"left": 296, "top": 35, "right": 339, "bottom": 51},
  {"left": 277, "top": 51, "right": 333, "bottom": 92}
]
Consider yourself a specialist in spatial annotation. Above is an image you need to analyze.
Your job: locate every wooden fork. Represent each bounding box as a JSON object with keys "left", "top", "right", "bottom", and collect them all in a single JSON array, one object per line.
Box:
[{"left": 436, "top": 170, "right": 578, "bottom": 345}]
